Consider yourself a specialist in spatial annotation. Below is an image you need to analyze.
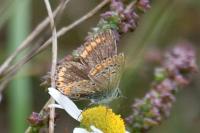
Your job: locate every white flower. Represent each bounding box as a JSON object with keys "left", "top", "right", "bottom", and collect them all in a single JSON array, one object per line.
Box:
[{"left": 48, "top": 87, "right": 130, "bottom": 133}]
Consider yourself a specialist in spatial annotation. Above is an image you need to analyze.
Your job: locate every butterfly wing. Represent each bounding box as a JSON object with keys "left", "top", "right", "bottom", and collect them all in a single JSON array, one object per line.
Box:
[
  {"left": 107, "top": 53, "right": 125, "bottom": 92},
  {"left": 77, "top": 30, "right": 118, "bottom": 69},
  {"left": 55, "top": 61, "right": 100, "bottom": 99},
  {"left": 88, "top": 53, "right": 125, "bottom": 99}
]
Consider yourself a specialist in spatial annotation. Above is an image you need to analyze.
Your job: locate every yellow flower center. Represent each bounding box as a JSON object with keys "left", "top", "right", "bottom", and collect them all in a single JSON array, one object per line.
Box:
[{"left": 80, "top": 106, "right": 125, "bottom": 133}]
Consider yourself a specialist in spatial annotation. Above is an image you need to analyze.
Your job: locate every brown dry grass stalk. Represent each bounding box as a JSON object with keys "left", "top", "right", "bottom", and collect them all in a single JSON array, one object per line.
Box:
[{"left": 44, "top": 0, "right": 58, "bottom": 132}]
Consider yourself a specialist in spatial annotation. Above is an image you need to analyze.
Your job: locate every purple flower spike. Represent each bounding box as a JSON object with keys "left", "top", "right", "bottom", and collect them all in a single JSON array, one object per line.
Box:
[{"left": 126, "top": 43, "right": 198, "bottom": 132}]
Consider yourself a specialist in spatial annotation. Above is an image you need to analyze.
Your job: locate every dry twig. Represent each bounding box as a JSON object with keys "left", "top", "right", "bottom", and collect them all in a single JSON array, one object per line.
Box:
[{"left": 44, "top": 0, "right": 58, "bottom": 132}]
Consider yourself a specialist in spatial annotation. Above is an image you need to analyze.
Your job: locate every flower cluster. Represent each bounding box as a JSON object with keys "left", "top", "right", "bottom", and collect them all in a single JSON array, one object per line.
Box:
[
  {"left": 92, "top": 0, "right": 150, "bottom": 34},
  {"left": 126, "top": 43, "right": 198, "bottom": 133},
  {"left": 27, "top": 112, "right": 49, "bottom": 132},
  {"left": 163, "top": 42, "right": 197, "bottom": 85}
]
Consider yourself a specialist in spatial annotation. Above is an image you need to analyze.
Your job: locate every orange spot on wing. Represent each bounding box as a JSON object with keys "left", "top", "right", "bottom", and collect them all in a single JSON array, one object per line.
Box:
[
  {"left": 58, "top": 77, "right": 65, "bottom": 82},
  {"left": 81, "top": 51, "right": 88, "bottom": 58},
  {"left": 58, "top": 71, "right": 65, "bottom": 76},
  {"left": 91, "top": 41, "right": 97, "bottom": 48},
  {"left": 96, "top": 38, "right": 101, "bottom": 43},
  {"left": 86, "top": 45, "right": 92, "bottom": 52},
  {"left": 63, "top": 87, "right": 71, "bottom": 95},
  {"left": 61, "top": 67, "right": 66, "bottom": 71}
]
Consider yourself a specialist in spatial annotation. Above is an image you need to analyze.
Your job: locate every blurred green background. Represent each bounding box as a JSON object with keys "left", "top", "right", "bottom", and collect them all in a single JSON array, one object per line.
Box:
[{"left": 0, "top": 0, "right": 200, "bottom": 133}]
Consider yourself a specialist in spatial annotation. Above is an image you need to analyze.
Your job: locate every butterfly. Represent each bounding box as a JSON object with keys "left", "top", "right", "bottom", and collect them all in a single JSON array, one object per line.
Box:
[{"left": 55, "top": 29, "right": 125, "bottom": 103}]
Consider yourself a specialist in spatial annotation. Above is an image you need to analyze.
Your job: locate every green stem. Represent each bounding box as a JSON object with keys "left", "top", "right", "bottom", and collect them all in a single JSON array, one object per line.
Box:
[{"left": 7, "top": 1, "right": 32, "bottom": 133}]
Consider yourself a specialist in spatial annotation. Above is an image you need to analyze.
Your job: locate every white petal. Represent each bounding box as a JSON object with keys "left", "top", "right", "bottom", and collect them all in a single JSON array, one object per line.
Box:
[
  {"left": 48, "top": 87, "right": 82, "bottom": 121},
  {"left": 73, "top": 126, "right": 103, "bottom": 133},
  {"left": 73, "top": 127, "right": 89, "bottom": 133},
  {"left": 90, "top": 126, "right": 103, "bottom": 133},
  {"left": 125, "top": 131, "right": 130, "bottom": 133}
]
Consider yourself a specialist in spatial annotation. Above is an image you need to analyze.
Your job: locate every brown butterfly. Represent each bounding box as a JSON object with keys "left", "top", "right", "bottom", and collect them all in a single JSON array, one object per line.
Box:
[{"left": 53, "top": 30, "right": 124, "bottom": 103}]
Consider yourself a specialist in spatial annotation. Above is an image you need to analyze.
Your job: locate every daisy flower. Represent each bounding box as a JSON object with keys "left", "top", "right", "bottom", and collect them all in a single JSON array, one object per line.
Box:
[{"left": 48, "top": 87, "right": 129, "bottom": 133}]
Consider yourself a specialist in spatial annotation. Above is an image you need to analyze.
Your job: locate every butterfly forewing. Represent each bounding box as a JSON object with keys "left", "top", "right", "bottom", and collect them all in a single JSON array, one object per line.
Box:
[{"left": 78, "top": 30, "right": 117, "bottom": 69}]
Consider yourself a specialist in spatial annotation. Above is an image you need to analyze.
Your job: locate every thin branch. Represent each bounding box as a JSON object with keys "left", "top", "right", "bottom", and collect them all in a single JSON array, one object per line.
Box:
[
  {"left": 44, "top": 0, "right": 57, "bottom": 88},
  {"left": 0, "top": 0, "right": 109, "bottom": 92},
  {"left": 0, "top": 0, "right": 70, "bottom": 76},
  {"left": 44, "top": 0, "right": 58, "bottom": 132}
]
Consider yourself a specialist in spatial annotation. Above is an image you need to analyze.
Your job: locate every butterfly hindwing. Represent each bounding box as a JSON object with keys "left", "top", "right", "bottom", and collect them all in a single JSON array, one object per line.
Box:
[
  {"left": 88, "top": 53, "right": 125, "bottom": 95},
  {"left": 57, "top": 80, "right": 100, "bottom": 99},
  {"left": 56, "top": 61, "right": 102, "bottom": 99},
  {"left": 56, "top": 61, "right": 88, "bottom": 94}
]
